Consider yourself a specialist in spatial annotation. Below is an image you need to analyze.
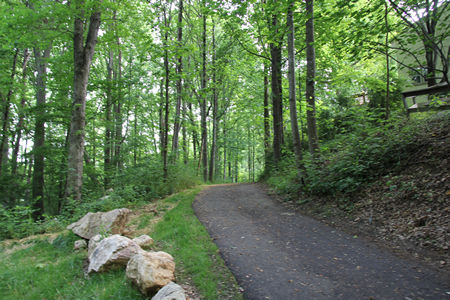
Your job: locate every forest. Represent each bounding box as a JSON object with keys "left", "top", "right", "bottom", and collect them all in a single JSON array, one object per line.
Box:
[{"left": 0, "top": 0, "right": 448, "bottom": 239}]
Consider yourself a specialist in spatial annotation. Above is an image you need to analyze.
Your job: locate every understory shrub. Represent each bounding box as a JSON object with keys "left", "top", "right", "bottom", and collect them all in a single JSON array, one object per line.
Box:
[{"left": 265, "top": 111, "right": 449, "bottom": 199}]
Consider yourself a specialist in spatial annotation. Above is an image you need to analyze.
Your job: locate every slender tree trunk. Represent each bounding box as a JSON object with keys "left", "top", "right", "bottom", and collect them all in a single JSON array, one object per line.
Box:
[
  {"left": 159, "top": 78, "right": 165, "bottom": 155},
  {"left": 247, "top": 124, "right": 251, "bottom": 182},
  {"left": 187, "top": 102, "right": 198, "bottom": 162},
  {"left": 11, "top": 49, "right": 31, "bottom": 175},
  {"left": 298, "top": 69, "right": 304, "bottom": 143},
  {"left": 209, "top": 21, "right": 218, "bottom": 182},
  {"left": 172, "top": 0, "right": 183, "bottom": 159},
  {"left": 263, "top": 63, "right": 271, "bottom": 169},
  {"left": 234, "top": 154, "right": 238, "bottom": 183},
  {"left": 287, "top": 1, "right": 303, "bottom": 168},
  {"left": 0, "top": 48, "right": 19, "bottom": 176},
  {"left": 384, "top": 1, "right": 390, "bottom": 120},
  {"left": 200, "top": 2, "right": 208, "bottom": 181},
  {"left": 66, "top": 2, "right": 101, "bottom": 202},
  {"left": 114, "top": 46, "right": 123, "bottom": 171},
  {"left": 32, "top": 47, "right": 51, "bottom": 219},
  {"left": 223, "top": 116, "right": 227, "bottom": 181},
  {"left": 182, "top": 100, "right": 188, "bottom": 164},
  {"left": 134, "top": 104, "right": 138, "bottom": 166},
  {"left": 269, "top": 2, "right": 284, "bottom": 164},
  {"left": 305, "top": 0, "right": 319, "bottom": 156},
  {"left": 104, "top": 50, "right": 113, "bottom": 188},
  {"left": 162, "top": 7, "right": 170, "bottom": 179}
]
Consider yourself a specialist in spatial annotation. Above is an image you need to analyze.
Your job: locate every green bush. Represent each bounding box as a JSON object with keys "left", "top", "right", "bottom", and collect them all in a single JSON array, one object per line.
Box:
[
  {"left": 0, "top": 205, "right": 36, "bottom": 240},
  {"left": 265, "top": 111, "right": 448, "bottom": 198}
]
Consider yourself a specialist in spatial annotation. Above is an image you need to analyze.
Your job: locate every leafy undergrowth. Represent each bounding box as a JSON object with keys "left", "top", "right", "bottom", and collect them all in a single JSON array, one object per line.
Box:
[
  {"left": 0, "top": 187, "right": 242, "bottom": 299},
  {"left": 266, "top": 111, "right": 449, "bottom": 271}
]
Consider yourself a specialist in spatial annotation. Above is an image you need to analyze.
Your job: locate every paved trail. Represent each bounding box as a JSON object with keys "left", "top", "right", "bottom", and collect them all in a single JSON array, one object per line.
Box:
[{"left": 193, "top": 184, "right": 449, "bottom": 300}]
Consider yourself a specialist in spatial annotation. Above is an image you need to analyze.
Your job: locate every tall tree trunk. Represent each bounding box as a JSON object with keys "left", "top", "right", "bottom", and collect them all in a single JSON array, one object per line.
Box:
[
  {"left": 32, "top": 47, "right": 51, "bottom": 219},
  {"left": 159, "top": 78, "right": 165, "bottom": 155},
  {"left": 172, "top": 0, "right": 183, "bottom": 159},
  {"left": 269, "top": 2, "right": 283, "bottom": 164},
  {"left": 305, "top": 0, "right": 319, "bottom": 156},
  {"left": 0, "top": 48, "right": 19, "bottom": 176},
  {"left": 187, "top": 102, "right": 198, "bottom": 162},
  {"left": 209, "top": 21, "right": 218, "bottom": 182},
  {"left": 384, "top": 1, "right": 390, "bottom": 120},
  {"left": 263, "top": 63, "right": 271, "bottom": 170},
  {"left": 287, "top": 1, "right": 303, "bottom": 168},
  {"left": 114, "top": 47, "right": 123, "bottom": 171},
  {"left": 65, "top": 2, "right": 101, "bottom": 202},
  {"left": 134, "top": 104, "right": 138, "bottom": 166},
  {"left": 200, "top": 1, "right": 208, "bottom": 182},
  {"left": 162, "top": 6, "right": 170, "bottom": 179},
  {"left": 104, "top": 50, "right": 113, "bottom": 188},
  {"left": 182, "top": 99, "right": 188, "bottom": 164},
  {"left": 11, "top": 49, "right": 31, "bottom": 175},
  {"left": 298, "top": 69, "right": 304, "bottom": 143},
  {"left": 223, "top": 116, "right": 227, "bottom": 181}
]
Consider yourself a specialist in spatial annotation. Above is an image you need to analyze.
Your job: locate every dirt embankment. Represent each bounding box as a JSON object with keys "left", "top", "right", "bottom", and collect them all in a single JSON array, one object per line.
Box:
[{"left": 288, "top": 118, "right": 449, "bottom": 272}]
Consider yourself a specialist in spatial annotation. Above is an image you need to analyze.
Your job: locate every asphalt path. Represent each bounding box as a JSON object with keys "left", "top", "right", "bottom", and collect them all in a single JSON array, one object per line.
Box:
[{"left": 193, "top": 183, "right": 449, "bottom": 300}]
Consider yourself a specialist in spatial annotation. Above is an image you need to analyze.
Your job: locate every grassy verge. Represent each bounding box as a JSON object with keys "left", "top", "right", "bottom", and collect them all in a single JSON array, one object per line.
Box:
[
  {"left": 0, "top": 187, "right": 242, "bottom": 300},
  {"left": 0, "top": 232, "right": 143, "bottom": 300},
  {"left": 151, "top": 187, "right": 243, "bottom": 299}
]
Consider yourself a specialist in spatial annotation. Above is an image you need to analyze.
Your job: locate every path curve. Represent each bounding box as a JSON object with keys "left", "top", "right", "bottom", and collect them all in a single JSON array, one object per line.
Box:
[{"left": 193, "top": 184, "right": 449, "bottom": 299}]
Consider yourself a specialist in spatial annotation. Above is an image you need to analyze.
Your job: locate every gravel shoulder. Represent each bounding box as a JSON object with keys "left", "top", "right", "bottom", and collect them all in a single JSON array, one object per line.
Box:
[{"left": 193, "top": 183, "right": 449, "bottom": 300}]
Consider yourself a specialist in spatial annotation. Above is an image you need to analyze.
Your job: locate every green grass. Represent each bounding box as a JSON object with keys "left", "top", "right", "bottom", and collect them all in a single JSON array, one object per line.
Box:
[
  {"left": 0, "top": 232, "right": 143, "bottom": 300},
  {"left": 152, "top": 187, "right": 243, "bottom": 300},
  {"left": 0, "top": 187, "right": 242, "bottom": 300}
]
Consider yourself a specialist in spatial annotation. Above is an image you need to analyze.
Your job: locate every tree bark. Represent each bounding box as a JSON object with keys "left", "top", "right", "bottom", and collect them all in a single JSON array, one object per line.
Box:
[
  {"left": 104, "top": 50, "right": 113, "bottom": 188},
  {"left": 0, "top": 48, "right": 19, "bottom": 176},
  {"left": 209, "top": 21, "right": 218, "bottom": 182},
  {"left": 384, "top": 1, "right": 390, "bottom": 120},
  {"left": 65, "top": 2, "right": 101, "bottom": 202},
  {"left": 269, "top": 1, "right": 283, "bottom": 163},
  {"left": 287, "top": 1, "right": 303, "bottom": 168},
  {"left": 113, "top": 47, "right": 123, "bottom": 171},
  {"left": 32, "top": 47, "right": 51, "bottom": 219},
  {"left": 11, "top": 49, "right": 31, "bottom": 175},
  {"left": 305, "top": 0, "right": 319, "bottom": 156},
  {"left": 172, "top": 0, "right": 183, "bottom": 159},
  {"left": 263, "top": 63, "right": 271, "bottom": 169},
  {"left": 200, "top": 1, "right": 208, "bottom": 181},
  {"left": 223, "top": 116, "right": 227, "bottom": 181},
  {"left": 162, "top": 6, "right": 170, "bottom": 179}
]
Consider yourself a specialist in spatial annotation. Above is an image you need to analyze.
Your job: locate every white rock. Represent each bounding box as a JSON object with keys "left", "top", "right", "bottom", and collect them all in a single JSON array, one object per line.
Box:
[
  {"left": 74, "top": 239, "right": 87, "bottom": 250},
  {"left": 133, "top": 235, "right": 154, "bottom": 248},
  {"left": 67, "top": 208, "right": 131, "bottom": 239},
  {"left": 88, "top": 234, "right": 103, "bottom": 257},
  {"left": 87, "top": 234, "right": 141, "bottom": 273},
  {"left": 151, "top": 282, "right": 186, "bottom": 300},
  {"left": 126, "top": 251, "right": 175, "bottom": 295}
]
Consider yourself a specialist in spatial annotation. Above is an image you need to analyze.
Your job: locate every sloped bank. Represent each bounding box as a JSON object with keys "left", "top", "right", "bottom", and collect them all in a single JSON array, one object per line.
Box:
[{"left": 266, "top": 112, "right": 449, "bottom": 272}]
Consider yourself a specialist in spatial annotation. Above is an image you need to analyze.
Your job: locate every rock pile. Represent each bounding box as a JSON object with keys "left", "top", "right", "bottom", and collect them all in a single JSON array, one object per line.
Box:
[{"left": 68, "top": 208, "right": 186, "bottom": 299}]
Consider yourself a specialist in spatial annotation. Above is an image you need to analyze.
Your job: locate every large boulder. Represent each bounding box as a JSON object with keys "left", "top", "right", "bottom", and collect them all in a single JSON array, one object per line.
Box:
[
  {"left": 126, "top": 251, "right": 175, "bottom": 295},
  {"left": 133, "top": 234, "right": 154, "bottom": 248},
  {"left": 67, "top": 208, "right": 131, "bottom": 239},
  {"left": 88, "top": 234, "right": 141, "bottom": 273},
  {"left": 151, "top": 282, "right": 186, "bottom": 300}
]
